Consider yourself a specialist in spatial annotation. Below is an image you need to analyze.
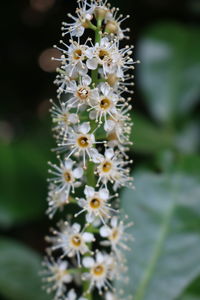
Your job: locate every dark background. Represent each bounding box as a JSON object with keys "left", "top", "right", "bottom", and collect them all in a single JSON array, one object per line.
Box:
[{"left": 0, "top": 1, "right": 200, "bottom": 300}]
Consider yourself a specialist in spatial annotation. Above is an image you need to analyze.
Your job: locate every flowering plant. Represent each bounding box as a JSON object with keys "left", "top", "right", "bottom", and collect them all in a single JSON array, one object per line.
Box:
[{"left": 42, "top": 1, "right": 139, "bottom": 299}]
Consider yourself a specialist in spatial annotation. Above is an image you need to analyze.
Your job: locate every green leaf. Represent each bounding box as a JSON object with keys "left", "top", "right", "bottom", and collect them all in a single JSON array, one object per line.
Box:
[
  {"left": 131, "top": 112, "right": 173, "bottom": 154},
  {"left": 0, "top": 237, "right": 50, "bottom": 300},
  {"left": 138, "top": 23, "right": 200, "bottom": 124},
  {"left": 0, "top": 137, "right": 52, "bottom": 228},
  {"left": 120, "top": 169, "right": 200, "bottom": 300}
]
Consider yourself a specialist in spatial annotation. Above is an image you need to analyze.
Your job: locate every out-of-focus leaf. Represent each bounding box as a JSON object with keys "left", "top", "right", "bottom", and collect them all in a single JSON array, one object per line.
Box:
[
  {"left": 120, "top": 169, "right": 200, "bottom": 300},
  {"left": 176, "top": 275, "right": 200, "bottom": 300},
  {"left": 0, "top": 237, "right": 50, "bottom": 300},
  {"left": 0, "top": 135, "right": 52, "bottom": 228},
  {"left": 138, "top": 23, "right": 200, "bottom": 124},
  {"left": 131, "top": 112, "right": 173, "bottom": 154}
]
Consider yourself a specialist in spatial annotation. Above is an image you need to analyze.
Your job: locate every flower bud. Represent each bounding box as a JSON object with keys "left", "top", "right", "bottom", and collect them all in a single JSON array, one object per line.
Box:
[
  {"left": 94, "top": 7, "right": 108, "bottom": 20},
  {"left": 105, "top": 20, "right": 118, "bottom": 34}
]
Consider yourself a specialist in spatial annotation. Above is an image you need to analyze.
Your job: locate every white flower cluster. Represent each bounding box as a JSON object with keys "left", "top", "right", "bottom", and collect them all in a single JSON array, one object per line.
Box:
[{"left": 43, "top": 1, "right": 138, "bottom": 299}]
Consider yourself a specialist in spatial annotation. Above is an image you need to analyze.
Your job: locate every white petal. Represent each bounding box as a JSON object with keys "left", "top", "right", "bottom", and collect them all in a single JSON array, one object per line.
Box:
[
  {"left": 100, "top": 226, "right": 110, "bottom": 237},
  {"left": 64, "top": 159, "right": 74, "bottom": 169},
  {"left": 84, "top": 185, "right": 95, "bottom": 198},
  {"left": 86, "top": 58, "right": 98, "bottom": 70},
  {"left": 79, "top": 122, "right": 90, "bottom": 134},
  {"left": 104, "top": 120, "right": 115, "bottom": 132},
  {"left": 68, "top": 289, "right": 77, "bottom": 300},
  {"left": 82, "top": 75, "right": 92, "bottom": 86},
  {"left": 78, "top": 198, "right": 86, "bottom": 207},
  {"left": 68, "top": 113, "right": 79, "bottom": 124},
  {"left": 100, "top": 82, "right": 110, "bottom": 96},
  {"left": 111, "top": 216, "right": 118, "bottom": 228},
  {"left": 96, "top": 252, "right": 104, "bottom": 263},
  {"left": 82, "top": 232, "right": 94, "bottom": 242},
  {"left": 99, "top": 188, "right": 109, "bottom": 200},
  {"left": 82, "top": 256, "right": 94, "bottom": 268},
  {"left": 72, "top": 223, "right": 81, "bottom": 233},
  {"left": 89, "top": 110, "right": 96, "bottom": 120},
  {"left": 90, "top": 148, "right": 103, "bottom": 163},
  {"left": 73, "top": 167, "right": 83, "bottom": 179},
  {"left": 105, "top": 148, "right": 114, "bottom": 159},
  {"left": 86, "top": 213, "right": 95, "bottom": 223},
  {"left": 85, "top": 48, "right": 95, "bottom": 59}
]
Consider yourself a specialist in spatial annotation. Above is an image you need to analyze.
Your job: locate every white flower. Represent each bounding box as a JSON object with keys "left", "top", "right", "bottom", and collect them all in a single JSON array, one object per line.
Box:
[
  {"left": 105, "top": 8, "right": 130, "bottom": 40},
  {"left": 47, "top": 221, "right": 95, "bottom": 267},
  {"left": 100, "top": 216, "right": 134, "bottom": 256},
  {"left": 53, "top": 40, "right": 88, "bottom": 78},
  {"left": 58, "top": 122, "right": 100, "bottom": 168},
  {"left": 50, "top": 99, "right": 79, "bottom": 137},
  {"left": 82, "top": 252, "right": 115, "bottom": 294},
  {"left": 105, "top": 105, "right": 133, "bottom": 155},
  {"left": 88, "top": 82, "right": 121, "bottom": 125},
  {"left": 86, "top": 38, "right": 117, "bottom": 76},
  {"left": 75, "top": 185, "right": 117, "bottom": 224},
  {"left": 94, "top": 148, "right": 133, "bottom": 190},
  {"left": 86, "top": 38, "right": 134, "bottom": 78},
  {"left": 61, "top": 1, "right": 94, "bottom": 37},
  {"left": 48, "top": 158, "right": 83, "bottom": 197},
  {"left": 47, "top": 184, "right": 70, "bottom": 219},
  {"left": 42, "top": 257, "right": 72, "bottom": 300},
  {"left": 65, "top": 75, "right": 99, "bottom": 109}
]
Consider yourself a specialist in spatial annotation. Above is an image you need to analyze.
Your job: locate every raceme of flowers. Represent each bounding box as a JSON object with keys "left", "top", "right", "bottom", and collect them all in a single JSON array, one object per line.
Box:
[{"left": 42, "top": 1, "right": 139, "bottom": 299}]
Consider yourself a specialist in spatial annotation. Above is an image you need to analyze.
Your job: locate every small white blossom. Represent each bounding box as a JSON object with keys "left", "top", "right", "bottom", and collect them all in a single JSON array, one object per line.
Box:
[
  {"left": 93, "top": 148, "right": 133, "bottom": 190},
  {"left": 58, "top": 122, "right": 101, "bottom": 168},
  {"left": 47, "top": 221, "right": 95, "bottom": 266},
  {"left": 42, "top": 257, "right": 72, "bottom": 300},
  {"left": 76, "top": 185, "right": 117, "bottom": 224},
  {"left": 48, "top": 158, "right": 83, "bottom": 197},
  {"left": 53, "top": 40, "right": 88, "bottom": 78},
  {"left": 88, "top": 82, "right": 121, "bottom": 125},
  {"left": 50, "top": 99, "right": 79, "bottom": 137},
  {"left": 82, "top": 252, "right": 115, "bottom": 294},
  {"left": 47, "top": 184, "right": 70, "bottom": 219},
  {"left": 65, "top": 75, "right": 99, "bottom": 109},
  {"left": 61, "top": 1, "right": 94, "bottom": 37},
  {"left": 100, "top": 216, "right": 134, "bottom": 256}
]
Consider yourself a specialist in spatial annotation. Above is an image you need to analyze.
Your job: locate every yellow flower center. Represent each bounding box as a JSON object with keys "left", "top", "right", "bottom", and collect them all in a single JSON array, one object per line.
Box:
[
  {"left": 111, "top": 229, "right": 119, "bottom": 241},
  {"left": 63, "top": 171, "right": 72, "bottom": 182},
  {"left": 90, "top": 198, "right": 101, "bottom": 209},
  {"left": 73, "top": 49, "right": 83, "bottom": 60},
  {"left": 102, "top": 161, "right": 112, "bottom": 173},
  {"left": 71, "top": 234, "right": 82, "bottom": 247},
  {"left": 92, "top": 264, "right": 105, "bottom": 276},
  {"left": 77, "top": 135, "right": 90, "bottom": 148},
  {"left": 100, "top": 98, "right": 111, "bottom": 110},
  {"left": 77, "top": 87, "right": 90, "bottom": 100},
  {"left": 98, "top": 49, "right": 109, "bottom": 61}
]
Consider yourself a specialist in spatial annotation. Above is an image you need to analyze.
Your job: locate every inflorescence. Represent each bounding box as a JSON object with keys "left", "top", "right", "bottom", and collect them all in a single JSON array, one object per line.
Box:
[{"left": 42, "top": 1, "right": 139, "bottom": 299}]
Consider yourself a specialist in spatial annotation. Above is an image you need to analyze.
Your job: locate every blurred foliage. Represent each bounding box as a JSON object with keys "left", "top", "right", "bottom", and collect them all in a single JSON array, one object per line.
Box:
[
  {"left": 120, "top": 168, "right": 200, "bottom": 300},
  {"left": 0, "top": 237, "right": 50, "bottom": 300},
  {"left": 0, "top": 1, "right": 200, "bottom": 299}
]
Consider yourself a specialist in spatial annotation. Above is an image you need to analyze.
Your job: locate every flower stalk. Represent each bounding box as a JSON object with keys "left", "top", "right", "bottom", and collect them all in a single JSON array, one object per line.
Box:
[{"left": 42, "top": 1, "right": 139, "bottom": 299}]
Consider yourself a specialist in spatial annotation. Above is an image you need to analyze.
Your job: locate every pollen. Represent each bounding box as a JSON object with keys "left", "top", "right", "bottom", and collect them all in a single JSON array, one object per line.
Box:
[
  {"left": 73, "top": 49, "right": 83, "bottom": 60},
  {"left": 77, "top": 87, "right": 90, "bottom": 100},
  {"left": 63, "top": 171, "right": 72, "bottom": 182},
  {"left": 77, "top": 135, "right": 90, "bottom": 148},
  {"left": 90, "top": 198, "right": 101, "bottom": 209},
  {"left": 100, "top": 98, "right": 111, "bottom": 110},
  {"left": 70, "top": 234, "right": 82, "bottom": 247},
  {"left": 98, "top": 49, "right": 109, "bottom": 61},
  {"left": 102, "top": 161, "right": 112, "bottom": 173},
  {"left": 92, "top": 264, "right": 105, "bottom": 276}
]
